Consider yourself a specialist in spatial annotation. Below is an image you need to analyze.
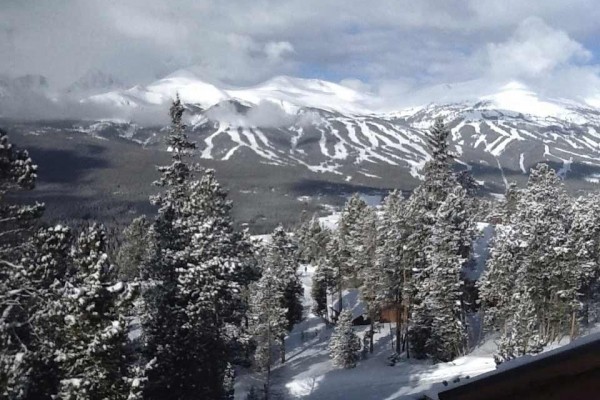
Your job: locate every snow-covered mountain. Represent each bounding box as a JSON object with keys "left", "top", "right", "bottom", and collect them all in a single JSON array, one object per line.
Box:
[
  {"left": 65, "top": 69, "right": 124, "bottom": 96},
  {"left": 5, "top": 70, "right": 600, "bottom": 192},
  {"left": 83, "top": 69, "right": 379, "bottom": 114}
]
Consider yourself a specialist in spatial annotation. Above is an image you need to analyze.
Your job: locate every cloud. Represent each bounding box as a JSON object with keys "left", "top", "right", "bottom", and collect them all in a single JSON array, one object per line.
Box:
[
  {"left": 487, "top": 17, "right": 591, "bottom": 78},
  {"left": 204, "top": 100, "right": 320, "bottom": 128},
  {"left": 1, "top": 1, "right": 600, "bottom": 111}
]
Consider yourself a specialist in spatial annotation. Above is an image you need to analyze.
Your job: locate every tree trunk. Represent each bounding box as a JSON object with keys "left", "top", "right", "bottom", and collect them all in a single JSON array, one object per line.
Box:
[
  {"left": 280, "top": 336, "right": 286, "bottom": 363},
  {"left": 396, "top": 306, "right": 402, "bottom": 354},
  {"left": 369, "top": 320, "right": 374, "bottom": 353},
  {"left": 338, "top": 278, "right": 343, "bottom": 315},
  {"left": 570, "top": 311, "right": 577, "bottom": 340},
  {"left": 265, "top": 366, "right": 270, "bottom": 400},
  {"left": 403, "top": 302, "right": 410, "bottom": 358}
]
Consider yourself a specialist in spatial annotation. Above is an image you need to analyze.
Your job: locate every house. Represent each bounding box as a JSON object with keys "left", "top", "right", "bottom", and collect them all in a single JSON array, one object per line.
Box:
[
  {"left": 330, "top": 289, "right": 369, "bottom": 325},
  {"left": 379, "top": 303, "right": 406, "bottom": 324},
  {"left": 434, "top": 332, "right": 600, "bottom": 400}
]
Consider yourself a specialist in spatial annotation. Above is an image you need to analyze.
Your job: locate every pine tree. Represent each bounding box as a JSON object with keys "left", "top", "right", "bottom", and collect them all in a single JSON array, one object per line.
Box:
[
  {"left": 297, "top": 217, "right": 330, "bottom": 264},
  {"left": 57, "top": 224, "right": 136, "bottom": 399},
  {"left": 141, "top": 97, "right": 257, "bottom": 399},
  {"left": 262, "top": 226, "right": 302, "bottom": 363},
  {"left": 481, "top": 164, "right": 573, "bottom": 361},
  {"left": 329, "top": 309, "right": 361, "bottom": 369},
  {"left": 564, "top": 194, "right": 600, "bottom": 332},
  {"left": 406, "top": 118, "right": 467, "bottom": 359},
  {"left": 0, "top": 133, "right": 49, "bottom": 398},
  {"left": 420, "top": 187, "right": 470, "bottom": 362},
  {"left": 0, "top": 129, "right": 44, "bottom": 256},
  {"left": 376, "top": 190, "right": 409, "bottom": 354},
  {"left": 495, "top": 290, "right": 544, "bottom": 364},
  {"left": 324, "top": 234, "right": 345, "bottom": 317},
  {"left": 355, "top": 205, "right": 379, "bottom": 353},
  {"left": 249, "top": 265, "right": 287, "bottom": 400},
  {"left": 116, "top": 216, "right": 152, "bottom": 281},
  {"left": 1, "top": 225, "right": 70, "bottom": 399},
  {"left": 312, "top": 258, "right": 334, "bottom": 318},
  {"left": 338, "top": 194, "right": 369, "bottom": 285},
  {"left": 479, "top": 224, "right": 522, "bottom": 333}
]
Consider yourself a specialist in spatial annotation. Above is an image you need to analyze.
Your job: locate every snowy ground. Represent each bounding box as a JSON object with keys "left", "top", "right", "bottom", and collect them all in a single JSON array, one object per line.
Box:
[
  {"left": 239, "top": 220, "right": 599, "bottom": 399},
  {"left": 235, "top": 264, "right": 498, "bottom": 400}
]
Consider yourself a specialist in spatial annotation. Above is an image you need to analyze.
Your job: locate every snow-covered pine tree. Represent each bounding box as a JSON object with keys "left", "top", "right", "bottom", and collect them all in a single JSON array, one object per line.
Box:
[
  {"left": 495, "top": 290, "right": 544, "bottom": 364},
  {"left": 324, "top": 234, "right": 345, "bottom": 317},
  {"left": 338, "top": 194, "right": 370, "bottom": 284},
  {"left": 116, "top": 216, "right": 152, "bottom": 281},
  {"left": 356, "top": 205, "right": 379, "bottom": 353},
  {"left": 375, "top": 190, "right": 409, "bottom": 354},
  {"left": 311, "top": 258, "right": 331, "bottom": 318},
  {"left": 1, "top": 225, "right": 71, "bottom": 399},
  {"left": 249, "top": 265, "right": 287, "bottom": 400},
  {"left": 0, "top": 129, "right": 44, "bottom": 256},
  {"left": 298, "top": 217, "right": 330, "bottom": 264},
  {"left": 57, "top": 224, "right": 136, "bottom": 399},
  {"left": 479, "top": 224, "right": 522, "bottom": 333},
  {"left": 420, "top": 187, "right": 470, "bottom": 362},
  {"left": 483, "top": 164, "right": 572, "bottom": 361},
  {"left": 141, "top": 97, "right": 257, "bottom": 399},
  {"left": 406, "top": 118, "right": 464, "bottom": 358},
  {"left": 263, "top": 226, "right": 302, "bottom": 363},
  {"left": 564, "top": 194, "right": 600, "bottom": 331},
  {"left": 329, "top": 309, "right": 361, "bottom": 368},
  {"left": 0, "top": 133, "right": 51, "bottom": 398}
]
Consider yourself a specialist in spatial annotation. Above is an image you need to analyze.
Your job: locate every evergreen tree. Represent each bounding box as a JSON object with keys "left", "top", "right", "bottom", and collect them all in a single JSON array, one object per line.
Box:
[
  {"left": 478, "top": 224, "right": 521, "bottom": 333},
  {"left": 249, "top": 265, "right": 287, "bottom": 400},
  {"left": 337, "top": 194, "right": 369, "bottom": 285},
  {"left": 312, "top": 258, "right": 334, "bottom": 318},
  {"left": 263, "top": 226, "right": 302, "bottom": 363},
  {"left": 1, "top": 225, "right": 70, "bottom": 399},
  {"left": 406, "top": 118, "right": 468, "bottom": 358},
  {"left": 375, "top": 190, "right": 409, "bottom": 354},
  {"left": 324, "top": 234, "right": 345, "bottom": 317},
  {"left": 0, "top": 133, "right": 50, "bottom": 398},
  {"left": 116, "top": 216, "right": 152, "bottom": 281},
  {"left": 0, "top": 130, "right": 44, "bottom": 256},
  {"left": 564, "top": 194, "right": 600, "bottom": 331},
  {"left": 355, "top": 205, "right": 379, "bottom": 353},
  {"left": 328, "top": 309, "right": 361, "bottom": 369},
  {"left": 495, "top": 290, "right": 544, "bottom": 364},
  {"left": 481, "top": 164, "right": 572, "bottom": 361},
  {"left": 57, "top": 225, "right": 136, "bottom": 399},
  {"left": 420, "top": 187, "right": 470, "bottom": 362},
  {"left": 141, "top": 97, "right": 256, "bottom": 399},
  {"left": 297, "top": 217, "right": 330, "bottom": 264}
]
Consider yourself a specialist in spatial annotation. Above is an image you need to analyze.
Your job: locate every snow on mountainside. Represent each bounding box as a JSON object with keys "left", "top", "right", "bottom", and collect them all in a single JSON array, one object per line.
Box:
[
  {"left": 65, "top": 69, "right": 124, "bottom": 96},
  {"left": 83, "top": 69, "right": 378, "bottom": 114},
  {"left": 70, "top": 75, "right": 600, "bottom": 190},
  {"left": 6, "top": 70, "right": 600, "bottom": 191}
]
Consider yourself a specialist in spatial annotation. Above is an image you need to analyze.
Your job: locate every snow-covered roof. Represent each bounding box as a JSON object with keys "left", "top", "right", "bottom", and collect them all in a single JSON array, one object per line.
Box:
[{"left": 331, "top": 289, "right": 366, "bottom": 320}]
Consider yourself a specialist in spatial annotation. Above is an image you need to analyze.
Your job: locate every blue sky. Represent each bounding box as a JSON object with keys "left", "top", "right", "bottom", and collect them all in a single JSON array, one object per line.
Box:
[{"left": 1, "top": 0, "right": 600, "bottom": 105}]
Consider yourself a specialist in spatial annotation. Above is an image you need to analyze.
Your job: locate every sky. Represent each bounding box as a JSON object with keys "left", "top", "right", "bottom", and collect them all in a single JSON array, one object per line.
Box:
[{"left": 2, "top": 0, "right": 600, "bottom": 107}]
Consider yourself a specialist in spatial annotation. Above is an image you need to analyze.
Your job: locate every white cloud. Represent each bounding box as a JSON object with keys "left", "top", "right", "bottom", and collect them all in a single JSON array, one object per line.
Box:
[
  {"left": 1, "top": 1, "right": 600, "bottom": 109},
  {"left": 487, "top": 17, "right": 591, "bottom": 78},
  {"left": 264, "top": 41, "right": 294, "bottom": 62}
]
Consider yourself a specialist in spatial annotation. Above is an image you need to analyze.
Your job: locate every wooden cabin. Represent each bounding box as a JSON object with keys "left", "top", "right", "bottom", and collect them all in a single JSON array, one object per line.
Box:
[
  {"left": 379, "top": 303, "right": 406, "bottom": 324},
  {"left": 434, "top": 333, "right": 600, "bottom": 400}
]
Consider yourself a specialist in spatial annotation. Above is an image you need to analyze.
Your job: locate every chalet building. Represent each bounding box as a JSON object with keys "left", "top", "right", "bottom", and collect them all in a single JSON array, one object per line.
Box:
[{"left": 434, "top": 333, "right": 600, "bottom": 400}]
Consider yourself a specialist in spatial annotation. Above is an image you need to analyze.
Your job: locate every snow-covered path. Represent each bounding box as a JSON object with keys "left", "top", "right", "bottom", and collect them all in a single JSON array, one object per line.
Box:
[{"left": 264, "top": 265, "right": 497, "bottom": 400}]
